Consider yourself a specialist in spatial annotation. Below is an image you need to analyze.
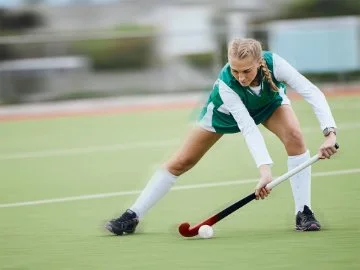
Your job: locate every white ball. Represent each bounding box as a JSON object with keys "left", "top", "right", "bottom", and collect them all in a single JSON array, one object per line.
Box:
[{"left": 198, "top": 225, "right": 214, "bottom": 239}]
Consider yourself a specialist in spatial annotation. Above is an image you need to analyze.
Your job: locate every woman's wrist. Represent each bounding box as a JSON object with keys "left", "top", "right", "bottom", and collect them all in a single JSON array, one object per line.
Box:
[{"left": 259, "top": 164, "right": 271, "bottom": 176}]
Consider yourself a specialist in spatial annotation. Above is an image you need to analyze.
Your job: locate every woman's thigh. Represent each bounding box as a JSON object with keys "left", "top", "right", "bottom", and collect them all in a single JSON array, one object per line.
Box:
[
  {"left": 165, "top": 126, "right": 223, "bottom": 175},
  {"left": 262, "top": 105, "right": 306, "bottom": 155}
]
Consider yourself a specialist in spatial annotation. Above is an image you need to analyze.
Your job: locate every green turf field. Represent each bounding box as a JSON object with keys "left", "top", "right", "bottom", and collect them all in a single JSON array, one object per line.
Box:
[{"left": 0, "top": 95, "right": 359, "bottom": 270}]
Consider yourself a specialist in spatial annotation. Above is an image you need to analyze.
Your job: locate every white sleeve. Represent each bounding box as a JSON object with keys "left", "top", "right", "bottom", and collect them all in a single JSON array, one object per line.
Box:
[
  {"left": 273, "top": 53, "right": 336, "bottom": 130},
  {"left": 218, "top": 79, "right": 273, "bottom": 168}
]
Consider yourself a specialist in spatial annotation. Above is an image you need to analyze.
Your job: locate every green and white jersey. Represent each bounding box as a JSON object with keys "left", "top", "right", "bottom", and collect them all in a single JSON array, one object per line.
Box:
[
  {"left": 199, "top": 51, "right": 287, "bottom": 134},
  {"left": 198, "top": 51, "right": 337, "bottom": 167}
]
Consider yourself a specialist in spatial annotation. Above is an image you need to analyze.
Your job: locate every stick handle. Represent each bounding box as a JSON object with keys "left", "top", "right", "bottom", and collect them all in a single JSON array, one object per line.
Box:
[
  {"left": 266, "top": 154, "right": 319, "bottom": 190},
  {"left": 266, "top": 142, "right": 339, "bottom": 190}
]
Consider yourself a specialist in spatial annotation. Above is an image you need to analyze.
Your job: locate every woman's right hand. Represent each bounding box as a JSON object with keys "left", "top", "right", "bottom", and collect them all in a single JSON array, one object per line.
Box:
[{"left": 255, "top": 164, "right": 273, "bottom": 200}]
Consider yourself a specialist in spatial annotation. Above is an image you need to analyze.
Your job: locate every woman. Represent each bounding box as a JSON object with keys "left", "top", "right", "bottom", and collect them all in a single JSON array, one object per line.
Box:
[{"left": 105, "top": 38, "right": 338, "bottom": 235}]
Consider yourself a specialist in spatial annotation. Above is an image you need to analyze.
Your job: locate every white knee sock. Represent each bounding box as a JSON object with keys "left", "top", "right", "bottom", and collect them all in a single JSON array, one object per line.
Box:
[
  {"left": 130, "top": 168, "right": 178, "bottom": 219},
  {"left": 288, "top": 150, "right": 311, "bottom": 214}
]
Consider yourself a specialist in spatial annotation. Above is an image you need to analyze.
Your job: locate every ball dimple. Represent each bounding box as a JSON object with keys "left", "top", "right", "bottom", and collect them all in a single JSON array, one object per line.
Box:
[{"left": 198, "top": 225, "right": 214, "bottom": 239}]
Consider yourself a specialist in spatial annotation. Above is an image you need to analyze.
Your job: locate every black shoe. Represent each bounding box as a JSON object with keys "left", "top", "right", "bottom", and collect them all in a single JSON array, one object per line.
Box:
[
  {"left": 296, "top": 205, "right": 321, "bottom": 231},
  {"left": 105, "top": 209, "right": 139, "bottom": 236}
]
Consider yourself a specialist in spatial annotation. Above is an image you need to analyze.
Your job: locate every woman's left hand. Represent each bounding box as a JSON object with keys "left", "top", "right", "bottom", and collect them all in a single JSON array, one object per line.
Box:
[{"left": 318, "top": 133, "right": 337, "bottom": 159}]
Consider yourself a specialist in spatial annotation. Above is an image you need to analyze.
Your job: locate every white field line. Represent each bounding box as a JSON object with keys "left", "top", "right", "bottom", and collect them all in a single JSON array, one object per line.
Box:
[
  {"left": 0, "top": 139, "right": 178, "bottom": 160},
  {"left": 0, "top": 122, "right": 359, "bottom": 161},
  {"left": 0, "top": 168, "right": 359, "bottom": 209}
]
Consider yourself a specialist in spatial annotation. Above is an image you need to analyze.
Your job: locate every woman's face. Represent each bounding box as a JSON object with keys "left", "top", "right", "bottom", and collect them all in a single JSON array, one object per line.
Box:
[{"left": 229, "top": 56, "right": 260, "bottom": 87}]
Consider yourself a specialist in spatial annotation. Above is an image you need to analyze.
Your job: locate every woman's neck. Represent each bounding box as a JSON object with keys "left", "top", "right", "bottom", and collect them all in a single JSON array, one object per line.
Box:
[{"left": 249, "top": 70, "right": 262, "bottom": 87}]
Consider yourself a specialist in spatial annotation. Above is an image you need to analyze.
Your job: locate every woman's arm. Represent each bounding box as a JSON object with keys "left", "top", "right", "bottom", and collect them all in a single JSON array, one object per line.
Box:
[
  {"left": 217, "top": 79, "right": 273, "bottom": 168},
  {"left": 273, "top": 53, "right": 337, "bottom": 131}
]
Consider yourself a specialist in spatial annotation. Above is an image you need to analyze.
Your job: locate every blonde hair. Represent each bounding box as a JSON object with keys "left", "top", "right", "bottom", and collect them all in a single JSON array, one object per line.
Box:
[{"left": 228, "top": 38, "right": 279, "bottom": 92}]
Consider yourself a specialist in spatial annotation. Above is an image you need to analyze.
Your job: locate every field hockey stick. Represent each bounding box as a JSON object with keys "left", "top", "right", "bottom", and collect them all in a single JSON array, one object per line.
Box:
[{"left": 178, "top": 143, "right": 339, "bottom": 237}]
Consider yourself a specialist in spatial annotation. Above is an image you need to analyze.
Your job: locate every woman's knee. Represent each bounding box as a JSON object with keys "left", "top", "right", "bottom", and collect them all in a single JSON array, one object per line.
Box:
[
  {"left": 165, "top": 156, "right": 198, "bottom": 176},
  {"left": 163, "top": 127, "right": 222, "bottom": 176},
  {"left": 283, "top": 129, "right": 306, "bottom": 153}
]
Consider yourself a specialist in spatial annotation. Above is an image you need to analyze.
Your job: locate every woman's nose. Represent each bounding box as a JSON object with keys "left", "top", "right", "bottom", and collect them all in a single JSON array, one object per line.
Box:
[{"left": 238, "top": 74, "right": 245, "bottom": 81}]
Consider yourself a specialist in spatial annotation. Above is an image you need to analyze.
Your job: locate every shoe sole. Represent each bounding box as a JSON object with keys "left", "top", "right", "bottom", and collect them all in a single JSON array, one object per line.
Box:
[
  {"left": 105, "top": 220, "right": 138, "bottom": 235},
  {"left": 296, "top": 223, "right": 321, "bottom": 232},
  {"left": 104, "top": 222, "right": 124, "bottom": 236}
]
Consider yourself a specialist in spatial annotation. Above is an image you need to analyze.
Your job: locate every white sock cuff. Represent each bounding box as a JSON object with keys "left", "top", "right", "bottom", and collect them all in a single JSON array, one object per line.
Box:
[
  {"left": 158, "top": 167, "right": 178, "bottom": 184},
  {"left": 130, "top": 168, "right": 178, "bottom": 218},
  {"left": 288, "top": 150, "right": 310, "bottom": 164}
]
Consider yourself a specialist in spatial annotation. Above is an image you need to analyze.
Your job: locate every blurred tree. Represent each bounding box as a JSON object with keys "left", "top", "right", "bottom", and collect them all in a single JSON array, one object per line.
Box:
[
  {"left": 278, "top": 0, "right": 360, "bottom": 19},
  {"left": 0, "top": 8, "right": 6, "bottom": 30},
  {"left": 0, "top": 9, "right": 44, "bottom": 61},
  {"left": 17, "top": 10, "right": 44, "bottom": 30},
  {"left": 0, "top": 9, "right": 43, "bottom": 32},
  {"left": 72, "top": 24, "right": 156, "bottom": 71}
]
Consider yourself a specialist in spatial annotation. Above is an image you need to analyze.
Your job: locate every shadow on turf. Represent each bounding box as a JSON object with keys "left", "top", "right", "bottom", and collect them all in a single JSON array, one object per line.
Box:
[
  {"left": 97, "top": 228, "right": 336, "bottom": 241},
  {"left": 97, "top": 220, "right": 337, "bottom": 240},
  {"left": 97, "top": 221, "right": 172, "bottom": 238}
]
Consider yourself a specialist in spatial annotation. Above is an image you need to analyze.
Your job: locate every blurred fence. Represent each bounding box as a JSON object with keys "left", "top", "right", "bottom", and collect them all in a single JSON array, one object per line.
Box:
[
  {"left": 0, "top": 28, "right": 224, "bottom": 104},
  {"left": 0, "top": 10, "right": 360, "bottom": 104},
  {"left": 268, "top": 16, "right": 360, "bottom": 73}
]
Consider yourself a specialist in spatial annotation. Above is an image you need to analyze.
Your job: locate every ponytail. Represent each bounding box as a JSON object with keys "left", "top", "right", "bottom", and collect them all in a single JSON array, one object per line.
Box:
[{"left": 260, "top": 59, "right": 279, "bottom": 92}]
